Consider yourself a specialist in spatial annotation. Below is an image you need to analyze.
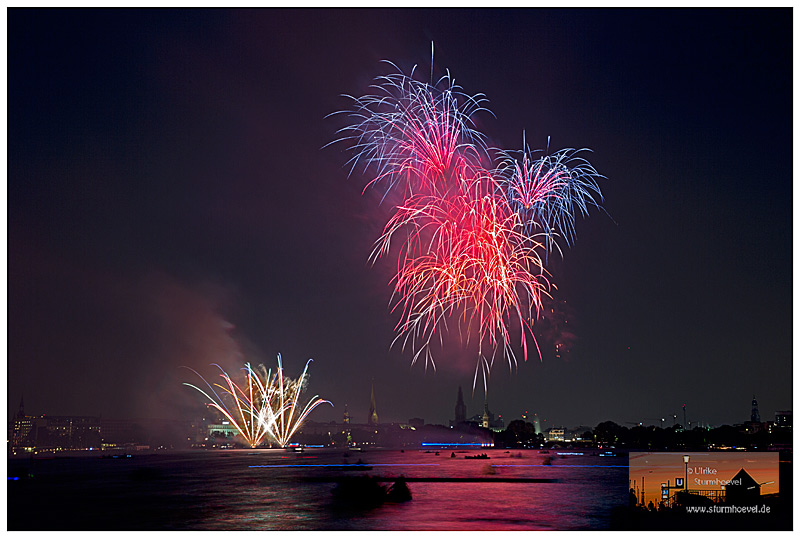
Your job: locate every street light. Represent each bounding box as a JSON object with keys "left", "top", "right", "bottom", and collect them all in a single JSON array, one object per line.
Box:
[{"left": 683, "top": 454, "right": 690, "bottom": 493}]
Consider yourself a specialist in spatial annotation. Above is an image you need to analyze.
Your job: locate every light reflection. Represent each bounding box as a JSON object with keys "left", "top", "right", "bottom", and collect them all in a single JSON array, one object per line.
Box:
[
  {"left": 492, "top": 464, "right": 628, "bottom": 469},
  {"left": 249, "top": 463, "right": 441, "bottom": 468}
]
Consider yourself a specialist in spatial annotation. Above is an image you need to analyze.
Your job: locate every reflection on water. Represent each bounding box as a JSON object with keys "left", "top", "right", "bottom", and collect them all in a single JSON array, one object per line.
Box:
[{"left": 8, "top": 449, "right": 627, "bottom": 530}]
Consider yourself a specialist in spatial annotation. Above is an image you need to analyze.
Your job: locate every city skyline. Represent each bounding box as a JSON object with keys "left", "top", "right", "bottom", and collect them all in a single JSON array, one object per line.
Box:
[
  {"left": 8, "top": 9, "right": 792, "bottom": 429},
  {"left": 10, "top": 386, "right": 787, "bottom": 433}
]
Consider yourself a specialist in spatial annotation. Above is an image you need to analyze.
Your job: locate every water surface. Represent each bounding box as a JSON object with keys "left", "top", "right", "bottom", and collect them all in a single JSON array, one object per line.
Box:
[{"left": 8, "top": 448, "right": 627, "bottom": 530}]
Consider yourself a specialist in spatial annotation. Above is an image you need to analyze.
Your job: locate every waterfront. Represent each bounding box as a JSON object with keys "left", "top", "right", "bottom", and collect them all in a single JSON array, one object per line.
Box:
[{"left": 8, "top": 448, "right": 627, "bottom": 530}]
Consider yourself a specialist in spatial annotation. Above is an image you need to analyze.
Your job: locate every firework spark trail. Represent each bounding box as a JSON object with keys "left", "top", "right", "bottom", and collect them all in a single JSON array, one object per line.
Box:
[
  {"left": 332, "top": 56, "right": 605, "bottom": 387},
  {"left": 331, "top": 62, "right": 491, "bottom": 199},
  {"left": 383, "top": 184, "right": 551, "bottom": 366},
  {"left": 265, "top": 355, "right": 332, "bottom": 448},
  {"left": 494, "top": 144, "right": 605, "bottom": 251},
  {"left": 183, "top": 355, "right": 331, "bottom": 448},
  {"left": 183, "top": 362, "right": 272, "bottom": 448}
]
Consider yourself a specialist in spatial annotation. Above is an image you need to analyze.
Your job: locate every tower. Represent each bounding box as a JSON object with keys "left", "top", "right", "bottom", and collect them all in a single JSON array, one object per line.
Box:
[
  {"left": 454, "top": 386, "right": 466, "bottom": 424},
  {"left": 368, "top": 382, "right": 378, "bottom": 426},
  {"left": 482, "top": 397, "right": 490, "bottom": 429},
  {"left": 12, "top": 395, "right": 33, "bottom": 448},
  {"left": 343, "top": 404, "right": 350, "bottom": 425},
  {"left": 751, "top": 395, "right": 760, "bottom": 423}
]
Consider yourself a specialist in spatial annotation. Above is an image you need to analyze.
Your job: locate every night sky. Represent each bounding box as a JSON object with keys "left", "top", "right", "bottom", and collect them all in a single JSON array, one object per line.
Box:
[{"left": 8, "top": 9, "right": 792, "bottom": 429}]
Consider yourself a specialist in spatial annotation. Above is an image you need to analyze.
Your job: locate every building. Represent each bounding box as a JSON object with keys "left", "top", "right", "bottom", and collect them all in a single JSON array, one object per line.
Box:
[
  {"left": 775, "top": 410, "right": 791, "bottom": 429},
  {"left": 10, "top": 407, "right": 198, "bottom": 452},
  {"left": 46, "top": 416, "right": 102, "bottom": 448},
  {"left": 568, "top": 426, "right": 596, "bottom": 443},
  {"left": 547, "top": 428, "right": 565, "bottom": 442},
  {"left": 725, "top": 468, "right": 761, "bottom": 504},
  {"left": 743, "top": 395, "right": 764, "bottom": 434},
  {"left": 368, "top": 382, "right": 379, "bottom": 426},
  {"left": 207, "top": 421, "right": 242, "bottom": 441},
  {"left": 343, "top": 404, "right": 350, "bottom": 425},
  {"left": 469, "top": 398, "right": 504, "bottom": 431},
  {"left": 454, "top": 386, "right": 467, "bottom": 424},
  {"left": 10, "top": 397, "right": 33, "bottom": 448},
  {"left": 750, "top": 395, "right": 761, "bottom": 423},
  {"left": 16, "top": 415, "right": 102, "bottom": 450}
]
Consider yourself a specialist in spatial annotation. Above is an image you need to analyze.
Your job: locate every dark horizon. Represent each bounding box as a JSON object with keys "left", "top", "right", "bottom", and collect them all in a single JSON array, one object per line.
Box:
[
  {"left": 9, "top": 384, "right": 787, "bottom": 433},
  {"left": 8, "top": 9, "right": 792, "bottom": 429}
]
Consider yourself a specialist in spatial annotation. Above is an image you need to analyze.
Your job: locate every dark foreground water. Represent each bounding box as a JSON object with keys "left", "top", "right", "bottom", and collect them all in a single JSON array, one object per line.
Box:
[{"left": 9, "top": 448, "right": 628, "bottom": 530}]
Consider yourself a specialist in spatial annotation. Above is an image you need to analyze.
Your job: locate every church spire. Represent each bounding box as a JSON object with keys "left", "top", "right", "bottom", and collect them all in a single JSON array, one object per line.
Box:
[
  {"left": 368, "top": 381, "right": 379, "bottom": 426},
  {"left": 455, "top": 386, "right": 466, "bottom": 423},
  {"left": 751, "top": 395, "right": 761, "bottom": 423}
]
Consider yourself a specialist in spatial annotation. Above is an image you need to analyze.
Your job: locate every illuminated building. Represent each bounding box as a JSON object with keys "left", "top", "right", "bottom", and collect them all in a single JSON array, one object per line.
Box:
[
  {"left": 341, "top": 404, "right": 352, "bottom": 446},
  {"left": 14, "top": 414, "right": 102, "bottom": 450},
  {"left": 207, "top": 420, "right": 241, "bottom": 440},
  {"left": 11, "top": 396, "right": 33, "bottom": 448},
  {"left": 775, "top": 410, "right": 791, "bottom": 429},
  {"left": 367, "top": 382, "right": 379, "bottom": 426},
  {"left": 42, "top": 416, "right": 101, "bottom": 448},
  {"left": 469, "top": 398, "right": 504, "bottom": 431}
]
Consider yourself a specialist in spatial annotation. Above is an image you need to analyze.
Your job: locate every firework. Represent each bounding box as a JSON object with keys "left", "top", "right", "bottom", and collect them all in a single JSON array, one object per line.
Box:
[
  {"left": 381, "top": 182, "right": 550, "bottom": 371},
  {"left": 262, "top": 356, "right": 332, "bottom": 448},
  {"left": 333, "top": 54, "right": 605, "bottom": 384},
  {"left": 184, "top": 355, "right": 331, "bottom": 448},
  {"left": 494, "top": 142, "right": 604, "bottom": 252},
  {"left": 330, "top": 61, "right": 491, "bottom": 199}
]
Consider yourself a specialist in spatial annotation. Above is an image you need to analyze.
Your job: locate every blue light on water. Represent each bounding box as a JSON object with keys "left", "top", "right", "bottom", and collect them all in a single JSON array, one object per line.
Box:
[{"left": 8, "top": 477, "right": 19, "bottom": 481}]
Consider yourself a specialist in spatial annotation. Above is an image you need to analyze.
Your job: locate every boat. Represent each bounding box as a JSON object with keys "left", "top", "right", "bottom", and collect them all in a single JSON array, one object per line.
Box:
[
  {"left": 386, "top": 477, "right": 412, "bottom": 502},
  {"left": 331, "top": 475, "right": 387, "bottom": 509},
  {"left": 331, "top": 475, "right": 411, "bottom": 508}
]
